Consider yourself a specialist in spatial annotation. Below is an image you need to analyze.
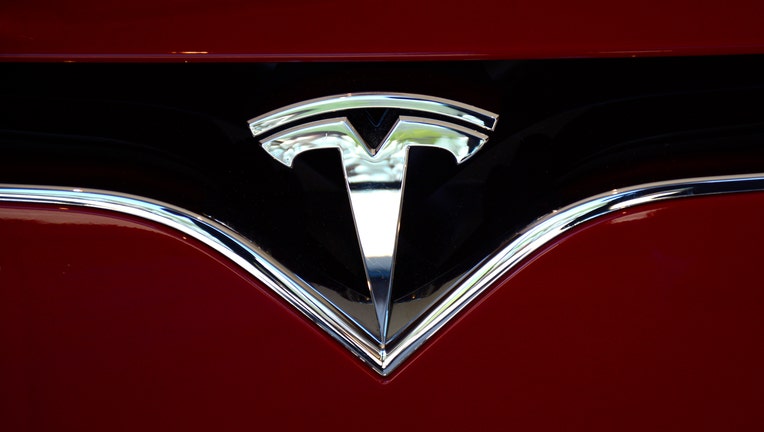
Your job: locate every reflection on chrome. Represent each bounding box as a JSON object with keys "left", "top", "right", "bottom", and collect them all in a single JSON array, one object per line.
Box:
[
  {"left": 248, "top": 93, "right": 499, "bottom": 136},
  {"left": 1, "top": 174, "right": 764, "bottom": 374},
  {"left": 257, "top": 114, "right": 491, "bottom": 342},
  {"left": 248, "top": 93, "right": 764, "bottom": 374}
]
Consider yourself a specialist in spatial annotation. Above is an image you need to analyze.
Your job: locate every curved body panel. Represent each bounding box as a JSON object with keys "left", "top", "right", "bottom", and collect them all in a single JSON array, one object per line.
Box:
[
  {"left": 3, "top": 192, "right": 764, "bottom": 430},
  {"left": 1, "top": 0, "right": 764, "bottom": 60}
]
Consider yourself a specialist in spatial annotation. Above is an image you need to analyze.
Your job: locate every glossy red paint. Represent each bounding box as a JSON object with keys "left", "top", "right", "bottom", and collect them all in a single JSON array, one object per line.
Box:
[
  {"left": 1, "top": 0, "right": 764, "bottom": 60},
  {"left": 2, "top": 192, "right": 764, "bottom": 430}
]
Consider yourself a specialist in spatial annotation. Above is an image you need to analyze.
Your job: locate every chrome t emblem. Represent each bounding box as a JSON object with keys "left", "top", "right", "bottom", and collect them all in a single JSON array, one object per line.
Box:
[{"left": 249, "top": 93, "right": 498, "bottom": 373}]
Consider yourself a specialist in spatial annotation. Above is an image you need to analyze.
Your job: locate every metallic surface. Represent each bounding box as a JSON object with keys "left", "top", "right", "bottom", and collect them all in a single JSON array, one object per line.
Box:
[
  {"left": 1, "top": 0, "right": 764, "bottom": 60},
  {"left": 251, "top": 93, "right": 496, "bottom": 344},
  {"left": 2, "top": 173, "right": 764, "bottom": 374},
  {"left": 4, "top": 191, "right": 764, "bottom": 430},
  {"left": 247, "top": 93, "right": 498, "bottom": 136}
]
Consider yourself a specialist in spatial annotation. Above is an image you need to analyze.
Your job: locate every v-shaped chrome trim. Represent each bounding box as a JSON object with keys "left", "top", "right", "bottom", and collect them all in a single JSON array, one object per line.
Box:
[{"left": 2, "top": 174, "right": 763, "bottom": 374}]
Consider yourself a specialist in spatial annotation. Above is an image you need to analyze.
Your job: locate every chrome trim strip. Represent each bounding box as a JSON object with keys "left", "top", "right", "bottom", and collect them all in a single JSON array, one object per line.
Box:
[
  {"left": 379, "top": 174, "right": 764, "bottom": 372},
  {"left": 248, "top": 92, "right": 499, "bottom": 137},
  {"left": 0, "top": 186, "right": 385, "bottom": 370},
  {"left": 2, "top": 174, "right": 763, "bottom": 375}
]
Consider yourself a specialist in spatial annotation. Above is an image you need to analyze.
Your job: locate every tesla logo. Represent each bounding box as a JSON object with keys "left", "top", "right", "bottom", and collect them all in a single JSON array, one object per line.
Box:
[{"left": 249, "top": 93, "right": 497, "bottom": 373}]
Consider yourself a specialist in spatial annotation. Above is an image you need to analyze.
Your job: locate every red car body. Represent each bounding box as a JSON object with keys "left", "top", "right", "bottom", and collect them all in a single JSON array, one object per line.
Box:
[
  {"left": 2, "top": 0, "right": 764, "bottom": 60},
  {"left": 2, "top": 1, "right": 764, "bottom": 430}
]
